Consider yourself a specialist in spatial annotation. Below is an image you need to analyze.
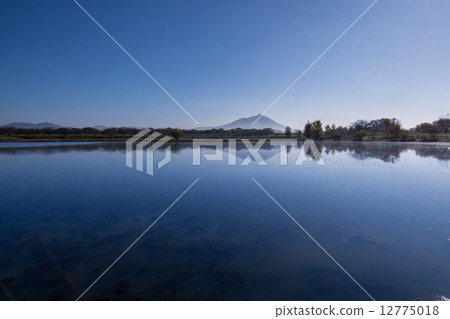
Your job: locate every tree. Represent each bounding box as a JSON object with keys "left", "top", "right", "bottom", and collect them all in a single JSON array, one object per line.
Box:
[
  {"left": 285, "top": 126, "right": 292, "bottom": 138},
  {"left": 389, "top": 124, "right": 401, "bottom": 139},
  {"left": 55, "top": 127, "right": 69, "bottom": 138},
  {"left": 296, "top": 129, "right": 302, "bottom": 139},
  {"left": 304, "top": 122, "right": 312, "bottom": 138},
  {"left": 324, "top": 124, "right": 331, "bottom": 137},
  {"left": 415, "top": 122, "right": 433, "bottom": 135},
  {"left": 400, "top": 129, "right": 411, "bottom": 141},
  {"left": 427, "top": 125, "right": 441, "bottom": 141},
  {"left": 351, "top": 119, "right": 369, "bottom": 131},
  {"left": 381, "top": 118, "right": 392, "bottom": 133},
  {"left": 380, "top": 118, "right": 401, "bottom": 137},
  {"left": 416, "top": 122, "right": 440, "bottom": 141},
  {"left": 169, "top": 128, "right": 183, "bottom": 140},
  {"left": 42, "top": 127, "right": 53, "bottom": 137},
  {"left": 104, "top": 127, "right": 118, "bottom": 139},
  {"left": 262, "top": 128, "right": 274, "bottom": 137},
  {"left": 1, "top": 126, "right": 17, "bottom": 137},
  {"left": 353, "top": 130, "right": 367, "bottom": 141},
  {"left": 311, "top": 120, "right": 323, "bottom": 140},
  {"left": 81, "top": 127, "right": 100, "bottom": 135},
  {"left": 324, "top": 124, "right": 342, "bottom": 140},
  {"left": 433, "top": 114, "right": 450, "bottom": 135}
]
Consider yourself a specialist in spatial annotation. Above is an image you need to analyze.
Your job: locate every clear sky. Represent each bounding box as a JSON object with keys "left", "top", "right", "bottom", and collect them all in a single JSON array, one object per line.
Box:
[{"left": 1, "top": 0, "right": 449, "bottom": 129}]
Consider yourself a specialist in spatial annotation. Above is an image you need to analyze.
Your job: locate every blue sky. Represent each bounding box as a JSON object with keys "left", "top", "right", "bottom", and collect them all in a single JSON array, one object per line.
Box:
[{"left": 1, "top": 0, "right": 449, "bottom": 129}]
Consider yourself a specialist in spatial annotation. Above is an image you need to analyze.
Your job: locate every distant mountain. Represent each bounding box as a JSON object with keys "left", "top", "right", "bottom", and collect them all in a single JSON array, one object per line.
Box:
[
  {"left": 0, "top": 123, "right": 140, "bottom": 130},
  {"left": 93, "top": 125, "right": 109, "bottom": 131},
  {"left": 1, "top": 115, "right": 287, "bottom": 132},
  {"left": 197, "top": 114, "right": 287, "bottom": 132},
  {"left": 0, "top": 122, "right": 61, "bottom": 129}
]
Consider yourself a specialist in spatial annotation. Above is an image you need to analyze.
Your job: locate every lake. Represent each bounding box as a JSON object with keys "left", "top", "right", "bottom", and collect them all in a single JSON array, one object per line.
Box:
[{"left": 0, "top": 141, "right": 449, "bottom": 301}]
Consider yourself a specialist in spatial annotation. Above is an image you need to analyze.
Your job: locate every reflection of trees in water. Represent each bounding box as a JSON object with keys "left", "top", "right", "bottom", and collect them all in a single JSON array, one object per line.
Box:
[
  {"left": 0, "top": 142, "right": 190, "bottom": 155},
  {"left": 322, "top": 142, "right": 405, "bottom": 162},
  {"left": 413, "top": 145, "right": 450, "bottom": 161},
  {"left": 169, "top": 142, "right": 187, "bottom": 154},
  {"left": 321, "top": 142, "right": 450, "bottom": 162},
  {"left": 1, "top": 141, "right": 448, "bottom": 162},
  {"left": 0, "top": 142, "right": 126, "bottom": 155}
]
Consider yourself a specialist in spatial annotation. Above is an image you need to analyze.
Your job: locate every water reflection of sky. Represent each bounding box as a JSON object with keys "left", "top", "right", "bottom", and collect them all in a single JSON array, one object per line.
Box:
[{"left": 0, "top": 141, "right": 449, "bottom": 301}]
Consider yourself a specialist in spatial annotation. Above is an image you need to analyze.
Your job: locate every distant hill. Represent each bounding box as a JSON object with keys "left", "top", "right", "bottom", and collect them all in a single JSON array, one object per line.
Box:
[
  {"left": 0, "top": 122, "right": 62, "bottom": 129},
  {"left": 198, "top": 114, "right": 287, "bottom": 132},
  {"left": 1, "top": 115, "right": 287, "bottom": 132},
  {"left": 93, "top": 125, "right": 109, "bottom": 131},
  {"left": 0, "top": 123, "right": 141, "bottom": 130}
]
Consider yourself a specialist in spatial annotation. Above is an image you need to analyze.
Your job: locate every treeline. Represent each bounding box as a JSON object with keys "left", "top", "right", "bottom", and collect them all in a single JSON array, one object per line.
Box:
[
  {"left": 0, "top": 126, "right": 278, "bottom": 140},
  {"left": 285, "top": 114, "right": 449, "bottom": 142},
  {"left": 1, "top": 114, "right": 448, "bottom": 141},
  {"left": 0, "top": 126, "right": 142, "bottom": 139}
]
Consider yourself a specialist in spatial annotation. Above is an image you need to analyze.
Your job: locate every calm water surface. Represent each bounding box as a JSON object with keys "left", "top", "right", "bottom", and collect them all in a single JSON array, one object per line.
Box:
[{"left": 0, "top": 141, "right": 449, "bottom": 300}]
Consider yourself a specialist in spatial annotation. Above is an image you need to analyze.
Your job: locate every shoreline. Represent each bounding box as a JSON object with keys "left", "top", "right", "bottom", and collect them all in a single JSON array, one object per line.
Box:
[{"left": 0, "top": 138, "right": 449, "bottom": 143}]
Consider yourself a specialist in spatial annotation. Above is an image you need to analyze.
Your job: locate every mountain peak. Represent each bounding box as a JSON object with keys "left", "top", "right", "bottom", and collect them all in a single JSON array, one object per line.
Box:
[
  {"left": 245, "top": 114, "right": 262, "bottom": 119},
  {"left": 198, "top": 114, "right": 286, "bottom": 132}
]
